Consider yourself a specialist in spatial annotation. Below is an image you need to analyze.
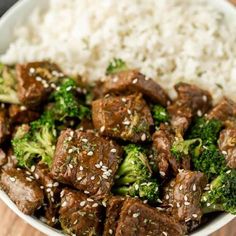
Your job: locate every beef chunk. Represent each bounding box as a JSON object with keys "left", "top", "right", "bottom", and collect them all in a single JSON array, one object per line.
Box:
[
  {"left": 51, "top": 130, "right": 123, "bottom": 198},
  {"left": 162, "top": 170, "right": 207, "bottom": 231},
  {"left": 207, "top": 98, "right": 236, "bottom": 127},
  {"left": 0, "top": 106, "right": 10, "bottom": 144},
  {"left": 219, "top": 128, "right": 236, "bottom": 169},
  {"left": 152, "top": 124, "right": 190, "bottom": 176},
  {"left": 92, "top": 93, "right": 153, "bottom": 142},
  {"left": 32, "top": 163, "right": 61, "bottom": 226},
  {"left": 168, "top": 83, "right": 212, "bottom": 136},
  {"left": 8, "top": 104, "right": 39, "bottom": 124},
  {"left": 16, "top": 61, "right": 63, "bottom": 106},
  {"left": 102, "top": 70, "right": 170, "bottom": 106},
  {"left": 116, "top": 198, "right": 186, "bottom": 236},
  {"left": 0, "top": 168, "right": 44, "bottom": 215},
  {"left": 59, "top": 188, "right": 103, "bottom": 236},
  {"left": 103, "top": 196, "right": 126, "bottom": 236}
]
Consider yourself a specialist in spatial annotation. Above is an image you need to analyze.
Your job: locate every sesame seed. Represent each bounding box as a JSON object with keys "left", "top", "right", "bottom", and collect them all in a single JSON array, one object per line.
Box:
[
  {"left": 127, "top": 109, "right": 132, "bottom": 115},
  {"left": 184, "top": 195, "right": 188, "bottom": 201},
  {"left": 95, "top": 164, "right": 101, "bottom": 169},
  {"left": 102, "top": 200, "right": 107, "bottom": 207},
  {"left": 30, "top": 165, "right": 36, "bottom": 172},
  {"left": 29, "top": 68, "right": 35, "bottom": 74},
  {"left": 26, "top": 177, "right": 32, "bottom": 182},
  {"left": 40, "top": 186, "right": 44, "bottom": 189},
  {"left": 145, "top": 77, "right": 150, "bottom": 81},
  {"left": 193, "top": 184, "right": 197, "bottom": 192},
  {"left": 197, "top": 110, "right": 202, "bottom": 117},
  {"left": 79, "top": 166, "right": 84, "bottom": 171},
  {"left": 87, "top": 151, "right": 94, "bottom": 156},
  {"left": 184, "top": 202, "right": 190, "bottom": 206},
  {"left": 226, "top": 170, "right": 232, "bottom": 174},
  {"left": 100, "top": 126, "right": 105, "bottom": 132},
  {"left": 35, "top": 173, "right": 40, "bottom": 180},
  {"left": 222, "top": 150, "right": 227, "bottom": 155},
  {"left": 73, "top": 220, "right": 78, "bottom": 225},
  {"left": 179, "top": 185, "right": 183, "bottom": 191},
  {"left": 165, "top": 194, "right": 170, "bottom": 200},
  {"left": 159, "top": 171, "right": 166, "bottom": 177},
  {"left": 121, "top": 98, "right": 127, "bottom": 103},
  {"left": 122, "top": 120, "right": 130, "bottom": 125},
  {"left": 61, "top": 201, "right": 67, "bottom": 207},
  {"left": 91, "top": 176, "right": 95, "bottom": 180},
  {"left": 84, "top": 191, "right": 90, "bottom": 194},
  {"left": 47, "top": 183, "right": 53, "bottom": 188},
  {"left": 77, "top": 176, "right": 82, "bottom": 181},
  {"left": 157, "top": 199, "right": 163, "bottom": 204},
  {"left": 20, "top": 106, "right": 27, "bottom": 111},
  {"left": 132, "top": 78, "right": 138, "bottom": 84},
  {"left": 132, "top": 212, "right": 140, "bottom": 218},
  {"left": 141, "top": 133, "right": 147, "bottom": 141},
  {"left": 60, "top": 190, "right": 65, "bottom": 197},
  {"left": 52, "top": 217, "right": 56, "bottom": 223},
  {"left": 109, "top": 229, "right": 113, "bottom": 235},
  {"left": 113, "top": 76, "right": 118, "bottom": 83},
  {"left": 176, "top": 202, "right": 180, "bottom": 208},
  {"left": 66, "top": 86, "right": 72, "bottom": 91},
  {"left": 69, "top": 164, "right": 73, "bottom": 169},
  {"left": 110, "top": 148, "right": 117, "bottom": 153},
  {"left": 53, "top": 182, "right": 59, "bottom": 187},
  {"left": 102, "top": 174, "right": 109, "bottom": 179},
  {"left": 87, "top": 198, "right": 94, "bottom": 202},
  {"left": 80, "top": 201, "right": 86, "bottom": 207},
  {"left": 206, "top": 203, "right": 211, "bottom": 207},
  {"left": 9, "top": 177, "right": 16, "bottom": 182},
  {"left": 68, "top": 149, "right": 73, "bottom": 154},
  {"left": 81, "top": 138, "right": 88, "bottom": 143},
  {"left": 192, "top": 214, "right": 198, "bottom": 218},
  {"left": 185, "top": 218, "right": 191, "bottom": 222},
  {"left": 35, "top": 76, "right": 42, "bottom": 81},
  {"left": 162, "top": 232, "right": 168, "bottom": 236},
  {"left": 92, "top": 203, "right": 98, "bottom": 208},
  {"left": 168, "top": 204, "right": 173, "bottom": 207},
  {"left": 202, "top": 95, "right": 208, "bottom": 102}
]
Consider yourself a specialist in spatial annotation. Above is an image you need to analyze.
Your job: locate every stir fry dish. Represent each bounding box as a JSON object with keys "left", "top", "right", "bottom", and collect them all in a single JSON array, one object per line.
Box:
[{"left": 0, "top": 59, "right": 235, "bottom": 236}]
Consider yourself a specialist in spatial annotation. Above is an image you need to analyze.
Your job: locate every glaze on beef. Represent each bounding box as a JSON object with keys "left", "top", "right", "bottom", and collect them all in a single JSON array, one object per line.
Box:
[
  {"left": 92, "top": 93, "right": 153, "bottom": 142},
  {"left": 59, "top": 188, "right": 103, "bottom": 236},
  {"left": 116, "top": 198, "right": 186, "bottom": 236},
  {"left": 0, "top": 168, "right": 44, "bottom": 215},
  {"left": 51, "top": 129, "right": 123, "bottom": 199},
  {"left": 102, "top": 70, "right": 170, "bottom": 106}
]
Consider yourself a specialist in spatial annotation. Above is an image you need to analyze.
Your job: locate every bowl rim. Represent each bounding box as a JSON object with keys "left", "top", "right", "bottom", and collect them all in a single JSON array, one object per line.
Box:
[{"left": 0, "top": 0, "right": 235, "bottom": 235}]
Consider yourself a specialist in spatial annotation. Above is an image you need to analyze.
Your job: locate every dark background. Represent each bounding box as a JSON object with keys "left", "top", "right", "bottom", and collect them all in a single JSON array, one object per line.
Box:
[{"left": 0, "top": 0, "right": 18, "bottom": 16}]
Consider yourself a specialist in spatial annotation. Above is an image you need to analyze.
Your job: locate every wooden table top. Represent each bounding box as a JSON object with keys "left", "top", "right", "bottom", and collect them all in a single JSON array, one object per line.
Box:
[{"left": 1, "top": 0, "right": 236, "bottom": 236}]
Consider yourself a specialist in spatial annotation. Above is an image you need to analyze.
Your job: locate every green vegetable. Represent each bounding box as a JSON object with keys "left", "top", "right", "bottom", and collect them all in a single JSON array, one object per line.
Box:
[
  {"left": 106, "top": 58, "right": 127, "bottom": 75},
  {"left": 151, "top": 105, "right": 169, "bottom": 126},
  {"left": 171, "top": 138, "right": 202, "bottom": 162},
  {"left": 187, "top": 117, "right": 223, "bottom": 145},
  {"left": 0, "top": 64, "right": 20, "bottom": 104},
  {"left": 114, "top": 144, "right": 152, "bottom": 186},
  {"left": 192, "top": 144, "right": 228, "bottom": 180},
  {"left": 201, "top": 170, "right": 236, "bottom": 215},
  {"left": 12, "top": 111, "right": 57, "bottom": 167},
  {"left": 52, "top": 77, "right": 90, "bottom": 121},
  {"left": 113, "top": 179, "right": 159, "bottom": 203}
]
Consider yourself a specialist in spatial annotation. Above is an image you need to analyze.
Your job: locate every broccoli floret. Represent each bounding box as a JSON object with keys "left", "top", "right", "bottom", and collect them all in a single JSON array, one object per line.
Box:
[
  {"left": 201, "top": 170, "right": 236, "bottom": 215},
  {"left": 0, "top": 64, "right": 20, "bottom": 104},
  {"left": 106, "top": 58, "right": 127, "bottom": 75},
  {"left": 12, "top": 111, "right": 57, "bottom": 167},
  {"left": 187, "top": 117, "right": 223, "bottom": 145},
  {"left": 114, "top": 144, "right": 152, "bottom": 186},
  {"left": 192, "top": 144, "right": 228, "bottom": 180},
  {"left": 171, "top": 138, "right": 202, "bottom": 162},
  {"left": 151, "top": 105, "right": 169, "bottom": 126},
  {"left": 52, "top": 78, "right": 90, "bottom": 121},
  {"left": 113, "top": 179, "right": 159, "bottom": 203}
]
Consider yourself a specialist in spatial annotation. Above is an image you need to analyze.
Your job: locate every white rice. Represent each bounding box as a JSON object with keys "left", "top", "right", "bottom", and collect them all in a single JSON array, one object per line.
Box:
[{"left": 1, "top": 0, "right": 236, "bottom": 101}]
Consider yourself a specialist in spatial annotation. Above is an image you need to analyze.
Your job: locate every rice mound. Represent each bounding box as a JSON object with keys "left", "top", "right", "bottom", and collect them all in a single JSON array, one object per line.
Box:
[{"left": 1, "top": 0, "right": 236, "bottom": 101}]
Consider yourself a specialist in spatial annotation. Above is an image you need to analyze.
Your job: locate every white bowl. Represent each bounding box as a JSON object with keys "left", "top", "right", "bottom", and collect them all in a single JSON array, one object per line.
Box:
[{"left": 0, "top": 0, "right": 235, "bottom": 235}]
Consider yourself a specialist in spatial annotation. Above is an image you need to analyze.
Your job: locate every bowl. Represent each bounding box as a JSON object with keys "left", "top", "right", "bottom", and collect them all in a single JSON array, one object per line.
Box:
[{"left": 0, "top": 0, "right": 235, "bottom": 235}]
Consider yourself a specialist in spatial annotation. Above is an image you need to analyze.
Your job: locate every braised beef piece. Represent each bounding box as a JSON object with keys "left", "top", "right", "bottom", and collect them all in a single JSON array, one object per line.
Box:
[
  {"left": 32, "top": 163, "right": 61, "bottom": 226},
  {"left": 207, "top": 97, "right": 236, "bottom": 127},
  {"left": 8, "top": 104, "right": 40, "bottom": 124},
  {"left": 79, "top": 118, "right": 94, "bottom": 131},
  {"left": 116, "top": 198, "right": 186, "bottom": 236},
  {"left": 168, "top": 83, "right": 212, "bottom": 136},
  {"left": 103, "top": 196, "right": 126, "bottom": 236},
  {"left": 51, "top": 129, "right": 123, "bottom": 199},
  {"left": 152, "top": 124, "right": 190, "bottom": 176},
  {"left": 59, "top": 188, "right": 103, "bottom": 236},
  {"left": 162, "top": 170, "right": 207, "bottom": 231},
  {"left": 92, "top": 93, "right": 153, "bottom": 142},
  {"left": 102, "top": 70, "right": 170, "bottom": 106},
  {"left": 0, "top": 149, "right": 7, "bottom": 166},
  {"left": 0, "top": 106, "right": 10, "bottom": 144},
  {"left": 16, "top": 61, "right": 63, "bottom": 106},
  {"left": 0, "top": 168, "right": 44, "bottom": 215},
  {"left": 219, "top": 128, "right": 236, "bottom": 169}
]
